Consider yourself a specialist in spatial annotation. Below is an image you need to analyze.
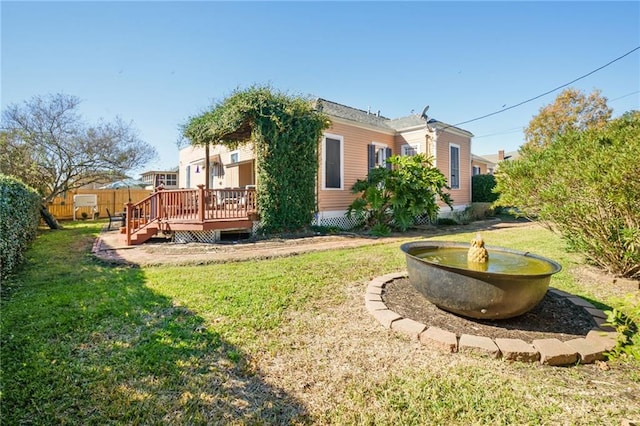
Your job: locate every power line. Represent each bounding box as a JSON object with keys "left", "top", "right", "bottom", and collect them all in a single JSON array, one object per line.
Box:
[
  {"left": 473, "top": 127, "right": 523, "bottom": 139},
  {"left": 609, "top": 90, "right": 640, "bottom": 102},
  {"left": 447, "top": 46, "right": 640, "bottom": 129},
  {"left": 473, "top": 88, "right": 640, "bottom": 139}
]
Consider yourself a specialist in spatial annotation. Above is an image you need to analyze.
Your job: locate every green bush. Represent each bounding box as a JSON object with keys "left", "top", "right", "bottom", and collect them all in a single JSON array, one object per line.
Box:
[
  {"left": 0, "top": 174, "right": 41, "bottom": 282},
  {"left": 495, "top": 111, "right": 640, "bottom": 279},
  {"left": 347, "top": 154, "right": 452, "bottom": 232},
  {"left": 471, "top": 174, "right": 498, "bottom": 203}
]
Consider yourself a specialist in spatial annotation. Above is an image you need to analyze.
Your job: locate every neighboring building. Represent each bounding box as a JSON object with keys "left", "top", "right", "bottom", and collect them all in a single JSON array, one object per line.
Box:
[
  {"left": 140, "top": 170, "right": 179, "bottom": 189},
  {"left": 478, "top": 150, "right": 521, "bottom": 174},
  {"left": 178, "top": 98, "right": 474, "bottom": 228},
  {"left": 471, "top": 154, "right": 497, "bottom": 175}
]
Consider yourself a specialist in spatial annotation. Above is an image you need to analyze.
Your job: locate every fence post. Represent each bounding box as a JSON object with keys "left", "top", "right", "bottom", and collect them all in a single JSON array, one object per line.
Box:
[{"left": 197, "top": 184, "right": 205, "bottom": 222}]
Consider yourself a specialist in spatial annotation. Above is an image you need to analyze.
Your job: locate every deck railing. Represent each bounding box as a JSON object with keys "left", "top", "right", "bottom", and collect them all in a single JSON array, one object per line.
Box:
[{"left": 125, "top": 185, "right": 257, "bottom": 244}]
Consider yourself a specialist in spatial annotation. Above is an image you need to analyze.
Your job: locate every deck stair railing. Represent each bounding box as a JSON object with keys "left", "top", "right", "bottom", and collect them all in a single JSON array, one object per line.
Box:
[{"left": 124, "top": 185, "right": 257, "bottom": 245}]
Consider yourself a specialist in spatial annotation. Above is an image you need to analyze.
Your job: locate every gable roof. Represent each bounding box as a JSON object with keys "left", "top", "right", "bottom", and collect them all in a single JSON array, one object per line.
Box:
[
  {"left": 480, "top": 150, "right": 521, "bottom": 163},
  {"left": 471, "top": 154, "right": 497, "bottom": 167},
  {"left": 314, "top": 98, "right": 473, "bottom": 137}
]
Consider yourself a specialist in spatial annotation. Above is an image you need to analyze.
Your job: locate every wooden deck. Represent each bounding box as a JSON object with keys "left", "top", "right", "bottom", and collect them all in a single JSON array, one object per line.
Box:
[{"left": 123, "top": 185, "right": 257, "bottom": 245}]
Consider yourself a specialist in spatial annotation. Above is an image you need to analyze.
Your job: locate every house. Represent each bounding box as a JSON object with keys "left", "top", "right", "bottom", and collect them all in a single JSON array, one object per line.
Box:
[
  {"left": 476, "top": 150, "right": 521, "bottom": 174},
  {"left": 140, "top": 169, "right": 179, "bottom": 190},
  {"left": 178, "top": 98, "right": 474, "bottom": 229},
  {"left": 471, "top": 154, "right": 497, "bottom": 175}
]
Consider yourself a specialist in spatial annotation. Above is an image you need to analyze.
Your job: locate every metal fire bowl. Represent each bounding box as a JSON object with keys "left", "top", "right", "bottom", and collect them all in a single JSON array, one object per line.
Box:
[{"left": 400, "top": 241, "right": 562, "bottom": 320}]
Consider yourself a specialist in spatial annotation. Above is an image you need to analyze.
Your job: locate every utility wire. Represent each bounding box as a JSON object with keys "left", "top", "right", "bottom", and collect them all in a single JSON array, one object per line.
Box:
[
  {"left": 471, "top": 89, "right": 640, "bottom": 139},
  {"left": 445, "top": 46, "right": 640, "bottom": 129}
]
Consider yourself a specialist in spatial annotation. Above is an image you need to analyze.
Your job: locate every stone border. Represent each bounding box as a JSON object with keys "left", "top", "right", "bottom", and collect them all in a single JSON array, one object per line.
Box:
[{"left": 366, "top": 272, "right": 618, "bottom": 366}]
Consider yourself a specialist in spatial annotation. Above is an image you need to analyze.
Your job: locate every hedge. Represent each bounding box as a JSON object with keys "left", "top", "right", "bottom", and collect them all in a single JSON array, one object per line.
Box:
[
  {"left": 0, "top": 175, "right": 41, "bottom": 282},
  {"left": 471, "top": 174, "right": 499, "bottom": 203}
]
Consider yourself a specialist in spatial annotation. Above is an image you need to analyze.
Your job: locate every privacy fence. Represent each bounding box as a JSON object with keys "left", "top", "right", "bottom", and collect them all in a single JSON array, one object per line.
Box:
[{"left": 47, "top": 189, "right": 153, "bottom": 220}]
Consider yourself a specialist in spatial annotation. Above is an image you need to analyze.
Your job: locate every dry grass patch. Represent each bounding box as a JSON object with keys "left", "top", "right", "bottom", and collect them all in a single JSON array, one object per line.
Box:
[{"left": 252, "top": 278, "right": 640, "bottom": 424}]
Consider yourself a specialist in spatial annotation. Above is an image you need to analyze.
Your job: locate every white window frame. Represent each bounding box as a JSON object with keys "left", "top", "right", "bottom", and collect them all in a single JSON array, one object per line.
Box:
[
  {"left": 229, "top": 150, "right": 239, "bottom": 164},
  {"left": 449, "top": 143, "right": 460, "bottom": 190},
  {"left": 165, "top": 173, "right": 177, "bottom": 186},
  {"left": 322, "top": 133, "right": 344, "bottom": 190},
  {"left": 371, "top": 142, "right": 389, "bottom": 168},
  {"left": 401, "top": 143, "right": 419, "bottom": 156}
]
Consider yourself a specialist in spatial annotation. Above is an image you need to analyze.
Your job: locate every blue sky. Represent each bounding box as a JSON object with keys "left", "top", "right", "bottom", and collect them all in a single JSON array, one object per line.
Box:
[{"left": 2, "top": 1, "right": 639, "bottom": 176}]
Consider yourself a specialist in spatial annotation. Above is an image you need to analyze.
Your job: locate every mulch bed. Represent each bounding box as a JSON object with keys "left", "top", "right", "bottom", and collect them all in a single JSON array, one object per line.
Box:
[{"left": 382, "top": 277, "right": 598, "bottom": 342}]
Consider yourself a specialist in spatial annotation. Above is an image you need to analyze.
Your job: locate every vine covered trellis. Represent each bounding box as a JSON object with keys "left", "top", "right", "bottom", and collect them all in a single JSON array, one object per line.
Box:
[{"left": 183, "top": 86, "right": 330, "bottom": 233}]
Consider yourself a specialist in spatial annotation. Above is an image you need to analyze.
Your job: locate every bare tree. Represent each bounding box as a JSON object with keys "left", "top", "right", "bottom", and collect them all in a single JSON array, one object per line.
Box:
[{"left": 1, "top": 93, "right": 158, "bottom": 228}]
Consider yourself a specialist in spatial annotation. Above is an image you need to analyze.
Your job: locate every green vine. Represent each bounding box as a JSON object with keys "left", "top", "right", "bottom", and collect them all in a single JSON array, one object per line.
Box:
[{"left": 183, "top": 86, "right": 329, "bottom": 233}]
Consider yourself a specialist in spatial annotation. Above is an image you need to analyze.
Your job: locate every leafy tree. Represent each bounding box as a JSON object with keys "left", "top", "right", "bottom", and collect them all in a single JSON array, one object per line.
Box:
[
  {"left": 523, "top": 88, "right": 612, "bottom": 151},
  {"left": 495, "top": 111, "right": 640, "bottom": 278},
  {"left": 347, "top": 154, "right": 452, "bottom": 235},
  {"left": 1, "top": 93, "right": 157, "bottom": 203}
]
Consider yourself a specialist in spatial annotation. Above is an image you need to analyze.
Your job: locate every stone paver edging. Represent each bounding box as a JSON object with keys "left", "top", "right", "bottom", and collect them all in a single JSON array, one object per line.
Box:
[{"left": 366, "top": 272, "right": 618, "bottom": 367}]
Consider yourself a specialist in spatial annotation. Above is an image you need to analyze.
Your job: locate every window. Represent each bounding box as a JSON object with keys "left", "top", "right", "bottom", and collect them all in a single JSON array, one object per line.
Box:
[
  {"left": 449, "top": 144, "right": 460, "bottom": 189},
  {"left": 402, "top": 144, "right": 418, "bottom": 156},
  {"left": 165, "top": 173, "right": 177, "bottom": 186},
  {"left": 230, "top": 151, "right": 239, "bottom": 163},
  {"left": 212, "top": 163, "right": 224, "bottom": 177},
  {"left": 472, "top": 166, "right": 481, "bottom": 176},
  {"left": 368, "top": 143, "right": 392, "bottom": 171},
  {"left": 323, "top": 134, "right": 343, "bottom": 189}
]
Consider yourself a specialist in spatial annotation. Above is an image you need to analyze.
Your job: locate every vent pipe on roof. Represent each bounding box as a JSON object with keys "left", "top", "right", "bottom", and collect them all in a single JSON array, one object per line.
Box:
[
  {"left": 367, "top": 106, "right": 371, "bottom": 114},
  {"left": 377, "top": 110, "right": 380, "bottom": 117}
]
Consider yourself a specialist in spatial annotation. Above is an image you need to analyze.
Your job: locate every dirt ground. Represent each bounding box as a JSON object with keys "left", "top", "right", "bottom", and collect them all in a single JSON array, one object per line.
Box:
[
  {"left": 95, "top": 218, "right": 533, "bottom": 266},
  {"left": 383, "top": 277, "right": 598, "bottom": 342}
]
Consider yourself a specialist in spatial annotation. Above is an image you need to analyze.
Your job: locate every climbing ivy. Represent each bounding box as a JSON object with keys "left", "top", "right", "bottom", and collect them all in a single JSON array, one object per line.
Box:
[{"left": 183, "top": 86, "right": 329, "bottom": 233}]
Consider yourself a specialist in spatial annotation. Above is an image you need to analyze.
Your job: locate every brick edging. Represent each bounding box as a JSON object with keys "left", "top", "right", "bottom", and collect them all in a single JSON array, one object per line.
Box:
[{"left": 365, "top": 272, "right": 618, "bottom": 366}]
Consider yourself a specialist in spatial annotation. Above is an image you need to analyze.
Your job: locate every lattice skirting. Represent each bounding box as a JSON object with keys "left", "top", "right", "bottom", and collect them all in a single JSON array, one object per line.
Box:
[
  {"left": 312, "top": 213, "right": 360, "bottom": 230},
  {"left": 312, "top": 206, "right": 468, "bottom": 229},
  {"left": 174, "top": 231, "right": 221, "bottom": 244}
]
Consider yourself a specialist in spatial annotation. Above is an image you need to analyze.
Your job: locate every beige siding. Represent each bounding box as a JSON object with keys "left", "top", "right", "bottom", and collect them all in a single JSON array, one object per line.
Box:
[
  {"left": 179, "top": 144, "right": 256, "bottom": 189},
  {"left": 317, "top": 121, "right": 395, "bottom": 212},
  {"left": 394, "top": 128, "right": 428, "bottom": 156},
  {"left": 471, "top": 160, "right": 489, "bottom": 174},
  {"left": 435, "top": 131, "right": 471, "bottom": 207}
]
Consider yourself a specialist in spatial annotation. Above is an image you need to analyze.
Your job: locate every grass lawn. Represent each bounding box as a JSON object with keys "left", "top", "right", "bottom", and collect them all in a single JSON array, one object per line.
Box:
[{"left": 1, "top": 221, "right": 638, "bottom": 425}]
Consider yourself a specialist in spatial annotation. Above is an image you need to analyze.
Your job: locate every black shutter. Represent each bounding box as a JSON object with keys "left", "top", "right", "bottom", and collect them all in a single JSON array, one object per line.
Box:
[{"left": 367, "top": 144, "right": 376, "bottom": 171}]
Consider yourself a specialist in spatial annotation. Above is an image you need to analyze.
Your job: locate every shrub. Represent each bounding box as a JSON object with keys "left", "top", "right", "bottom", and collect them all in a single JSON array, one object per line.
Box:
[
  {"left": 0, "top": 174, "right": 41, "bottom": 282},
  {"left": 347, "top": 154, "right": 452, "bottom": 232},
  {"left": 495, "top": 111, "right": 640, "bottom": 278},
  {"left": 471, "top": 174, "right": 499, "bottom": 203}
]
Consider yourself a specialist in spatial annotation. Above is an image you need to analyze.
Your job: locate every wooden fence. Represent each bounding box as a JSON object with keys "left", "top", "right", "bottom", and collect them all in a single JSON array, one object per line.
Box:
[{"left": 47, "top": 189, "right": 153, "bottom": 220}]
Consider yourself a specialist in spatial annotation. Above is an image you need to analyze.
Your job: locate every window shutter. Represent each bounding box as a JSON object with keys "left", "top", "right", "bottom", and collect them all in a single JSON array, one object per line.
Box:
[
  {"left": 385, "top": 147, "right": 392, "bottom": 170},
  {"left": 367, "top": 144, "right": 376, "bottom": 171}
]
